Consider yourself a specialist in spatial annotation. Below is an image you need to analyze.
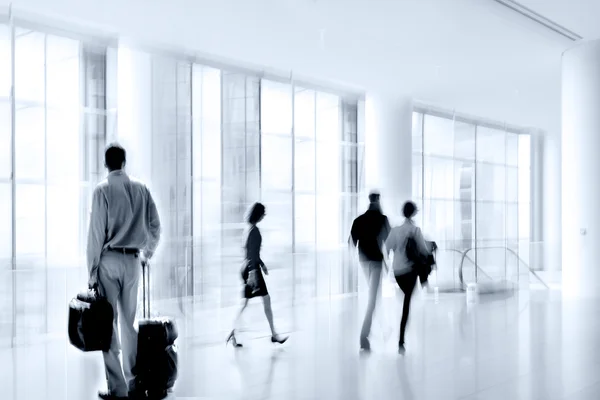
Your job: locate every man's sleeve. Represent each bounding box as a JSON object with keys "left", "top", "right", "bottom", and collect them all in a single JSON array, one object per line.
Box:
[
  {"left": 349, "top": 218, "right": 359, "bottom": 247},
  {"left": 143, "top": 187, "right": 161, "bottom": 259},
  {"left": 86, "top": 187, "right": 108, "bottom": 277},
  {"left": 382, "top": 217, "right": 391, "bottom": 241}
]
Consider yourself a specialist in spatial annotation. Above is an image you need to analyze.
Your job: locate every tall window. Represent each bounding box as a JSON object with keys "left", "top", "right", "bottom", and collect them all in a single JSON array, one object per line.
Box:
[
  {"left": 0, "top": 22, "right": 111, "bottom": 346},
  {"left": 0, "top": 22, "right": 12, "bottom": 347},
  {"left": 220, "top": 72, "right": 260, "bottom": 308},
  {"left": 413, "top": 110, "right": 531, "bottom": 289},
  {"left": 191, "top": 65, "right": 222, "bottom": 307},
  {"left": 258, "top": 83, "right": 361, "bottom": 302}
]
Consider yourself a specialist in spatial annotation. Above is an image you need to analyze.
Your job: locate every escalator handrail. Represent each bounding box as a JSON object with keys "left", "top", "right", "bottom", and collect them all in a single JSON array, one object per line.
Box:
[{"left": 456, "top": 246, "right": 549, "bottom": 289}]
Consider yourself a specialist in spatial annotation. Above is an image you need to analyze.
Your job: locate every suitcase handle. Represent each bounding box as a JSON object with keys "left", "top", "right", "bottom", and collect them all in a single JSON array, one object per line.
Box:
[{"left": 142, "top": 260, "right": 150, "bottom": 318}]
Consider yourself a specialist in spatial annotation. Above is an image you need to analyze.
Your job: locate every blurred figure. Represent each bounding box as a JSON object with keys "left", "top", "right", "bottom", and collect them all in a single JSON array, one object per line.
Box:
[
  {"left": 227, "top": 202, "right": 288, "bottom": 347},
  {"left": 385, "top": 201, "right": 432, "bottom": 353},
  {"left": 350, "top": 191, "right": 391, "bottom": 351},
  {"left": 87, "top": 143, "right": 161, "bottom": 400}
]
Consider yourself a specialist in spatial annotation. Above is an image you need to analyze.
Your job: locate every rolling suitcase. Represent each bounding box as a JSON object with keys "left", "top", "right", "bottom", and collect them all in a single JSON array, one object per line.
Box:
[
  {"left": 68, "top": 285, "right": 114, "bottom": 352},
  {"left": 133, "top": 261, "right": 178, "bottom": 400}
]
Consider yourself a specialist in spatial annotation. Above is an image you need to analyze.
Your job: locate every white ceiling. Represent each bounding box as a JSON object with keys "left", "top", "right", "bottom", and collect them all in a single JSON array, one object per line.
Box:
[
  {"left": 517, "top": 0, "right": 600, "bottom": 39},
  {"left": 5, "top": 0, "right": 594, "bottom": 132}
]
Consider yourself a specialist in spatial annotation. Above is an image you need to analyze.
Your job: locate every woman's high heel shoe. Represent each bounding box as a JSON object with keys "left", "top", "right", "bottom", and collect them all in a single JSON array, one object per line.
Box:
[
  {"left": 226, "top": 330, "right": 243, "bottom": 348},
  {"left": 271, "top": 334, "right": 288, "bottom": 344}
]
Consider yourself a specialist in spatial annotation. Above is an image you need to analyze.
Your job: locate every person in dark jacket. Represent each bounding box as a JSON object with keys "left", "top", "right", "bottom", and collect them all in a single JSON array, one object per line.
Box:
[{"left": 349, "top": 191, "right": 391, "bottom": 351}]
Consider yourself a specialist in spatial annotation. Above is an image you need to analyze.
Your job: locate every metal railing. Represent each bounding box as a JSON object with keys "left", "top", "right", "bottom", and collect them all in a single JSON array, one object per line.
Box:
[{"left": 456, "top": 246, "right": 549, "bottom": 289}]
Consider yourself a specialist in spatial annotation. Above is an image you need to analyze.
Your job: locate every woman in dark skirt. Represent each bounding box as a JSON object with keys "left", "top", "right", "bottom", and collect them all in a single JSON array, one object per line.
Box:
[{"left": 226, "top": 202, "right": 288, "bottom": 347}]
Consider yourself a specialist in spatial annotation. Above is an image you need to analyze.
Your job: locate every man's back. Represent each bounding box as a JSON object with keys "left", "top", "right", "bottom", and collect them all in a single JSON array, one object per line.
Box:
[
  {"left": 350, "top": 208, "right": 390, "bottom": 262},
  {"left": 87, "top": 170, "right": 161, "bottom": 273}
]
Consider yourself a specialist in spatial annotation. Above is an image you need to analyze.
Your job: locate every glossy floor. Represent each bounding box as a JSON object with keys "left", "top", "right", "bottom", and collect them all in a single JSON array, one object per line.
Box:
[{"left": 1, "top": 286, "right": 599, "bottom": 400}]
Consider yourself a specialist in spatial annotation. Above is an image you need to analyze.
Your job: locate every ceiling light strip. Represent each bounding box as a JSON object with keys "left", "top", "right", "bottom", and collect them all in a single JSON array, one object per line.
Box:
[{"left": 492, "top": 0, "right": 583, "bottom": 41}]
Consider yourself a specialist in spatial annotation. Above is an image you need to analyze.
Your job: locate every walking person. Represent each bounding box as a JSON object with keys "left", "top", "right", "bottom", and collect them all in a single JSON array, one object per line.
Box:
[
  {"left": 349, "top": 191, "right": 391, "bottom": 351},
  {"left": 87, "top": 144, "right": 161, "bottom": 400},
  {"left": 227, "top": 202, "right": 288, "bottom": 347},
  {"left": 385, "top": 201, "right": 433, "bottom": 354}
]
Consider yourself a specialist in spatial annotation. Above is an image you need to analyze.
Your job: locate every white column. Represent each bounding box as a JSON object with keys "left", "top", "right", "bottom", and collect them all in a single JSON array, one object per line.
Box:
[
  {"left": 562, "top": 40, "right": 600, "bottom": 298},
  {"left": 116, "top": 46, "right": 153, "bottom": 184},
  {"left": 364, "top": 93, "right": 413, "bottom": 226},
  {"left": 542, "top": 131, "right": 562, "bottom": 272}
]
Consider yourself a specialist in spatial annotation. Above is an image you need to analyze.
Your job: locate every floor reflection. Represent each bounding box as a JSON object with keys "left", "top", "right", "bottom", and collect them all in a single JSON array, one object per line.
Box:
[{"left": 2, "top": 289, "right": 600, "bottom": 399}]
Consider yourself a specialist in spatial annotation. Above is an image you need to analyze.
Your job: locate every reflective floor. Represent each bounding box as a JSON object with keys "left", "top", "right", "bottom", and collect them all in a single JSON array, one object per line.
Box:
[{"left": 2, "top": 286, "right": 600, "bottom": 400}]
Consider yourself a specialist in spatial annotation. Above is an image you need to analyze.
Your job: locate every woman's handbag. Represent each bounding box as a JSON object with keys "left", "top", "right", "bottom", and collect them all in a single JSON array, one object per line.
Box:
[{"left": 241, "top": 262, "right": 260, "bottom": 295}]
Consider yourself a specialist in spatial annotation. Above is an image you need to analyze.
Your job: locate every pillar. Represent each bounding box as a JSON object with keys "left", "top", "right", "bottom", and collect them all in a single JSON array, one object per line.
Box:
[
  {"left": 542, "top": 130, "right": 562, "bottom": 273},
  {"left": 115, "top": 46, "right": 153, "bottom": 184},
  {"left": 562, "top": 40, "right": 600, "bottom": 298},
  {"left": 364, "top": 93, "right": 413, "bottom": 226}
]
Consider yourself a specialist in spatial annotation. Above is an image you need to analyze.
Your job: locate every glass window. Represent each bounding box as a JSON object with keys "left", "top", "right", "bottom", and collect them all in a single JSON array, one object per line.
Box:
[
  {"left": 295, "top": 193, "right": 315, "bottom": 249},
  {"left": 412, "top": 112, "right": 423, "bottom": 153},
  {"left": 0, "top": 25, "right": 10, "bottom": 181},
  {"left": 261, "top": 80, "right": 292, "bottom": 135},
  {"left": 506, "top": 167, "right": 518, "bottom": 203},
  {"left": 476, "top": 163, "right": 506, "bottom": 202},
  {"left": 294, "top": 88, "right": 315, "bottom": 139},
  {"left": 423, "top": 115, "right": 454, "bottom": 157},
  {"left": 47, "top": 108, "right": 80, "bottom": 183},
  {"left": 419, "top": 111, "right": 530, "bottom": 286},
  {"left": 15, "top": 184, "right": 45, "bottom": 257},
  {"left": 423, "top": 156, "right": 454, "bottom": 200},
  {"left": 476, "top": 126, "right": 506, "bottom": 165},
  {"left": 476, "top": 202, "right": 505, "bottom": 241},
  {"left": 261, "top": 191, "right": 293, "bottom": 252},
  {"left": 454, "top": 121, "right": 475, "bottom": 161},
  {"left": 316, "top": 139, "right": 339, "bottom": 194},
  {"left": 316, "top": 194, "right": 340, "bottom": 249},
  {"left": 202, "top": 67, "right": 221, "bottom": 123},
  {"left": 47, "top": 184, "right": 79, "bottom": 265},
  {"left": 295, "top": 139, "right": 315, "bottom": 192},
  {"left": 0, "top": 23, "right": 10, "bottom": 97},
  {"left": 518, "top": 134, "right": 531, "bottom": 205},
  {"left": 454, "top": 200, "right": 475, "bottom": 250},
  {"left": 506, "top": 203, "right": 518, "bottom": 240},
  {"left": 262, "top": 134, "right": 292, "bottom": 190},
  {"left": 0, "top": 183, "right": 11, "bottom": 259},
  {"left": 456, "top": 161, "right": 475, "bottom": 203},
  {"left": 341, "top": 143, "right": 357, "bottom": 193},
  {"left": 0, "top": 102, "right": 10, "bottom": 179},
  {"left": 422, "top": 199, "right": 454, "bottom": 247},
  {"left": 15, "top": 31, "right": 45, "bottom": 104},
  {"left": 316, "top": 92, "right": 339, "bottom": 142},
  {"left": 15, "top": 106, "right": 45, "bottom": 181},
  {"left": 518, "top": 201, "right": 530, "bottom": 240},
  {"left": 46, "top": 35, "right": 80, "bottom": 109},
  {"left": 192, "top": 66, "right": 221, "bottom": 180},
  {"left": 506, "top": 133, "right": 519, "bottom": 167},
  {"left": 412, "top": 154, "right": 422, "bottom": 199}
]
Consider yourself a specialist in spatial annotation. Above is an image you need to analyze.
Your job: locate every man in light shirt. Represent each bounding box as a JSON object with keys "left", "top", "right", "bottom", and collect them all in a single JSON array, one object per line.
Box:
[{"left": 87, "top": 143, "right": 161, "bottom": 400}]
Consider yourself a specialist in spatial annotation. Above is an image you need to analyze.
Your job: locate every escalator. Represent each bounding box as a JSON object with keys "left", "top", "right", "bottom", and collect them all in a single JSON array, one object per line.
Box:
[{"left": 430, "top": 245, "right": 549, "bottom": 295}]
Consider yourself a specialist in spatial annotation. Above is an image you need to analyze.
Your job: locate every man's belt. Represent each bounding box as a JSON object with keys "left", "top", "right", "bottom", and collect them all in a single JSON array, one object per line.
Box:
[{"left": 107, "top": 247, "right": 139, "bottom": 255}]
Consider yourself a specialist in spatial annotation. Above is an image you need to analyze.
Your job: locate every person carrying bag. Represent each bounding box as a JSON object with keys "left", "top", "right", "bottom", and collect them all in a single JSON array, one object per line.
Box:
[{"left": 385, "top": 201, "right": 434, "bottom": 353}]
